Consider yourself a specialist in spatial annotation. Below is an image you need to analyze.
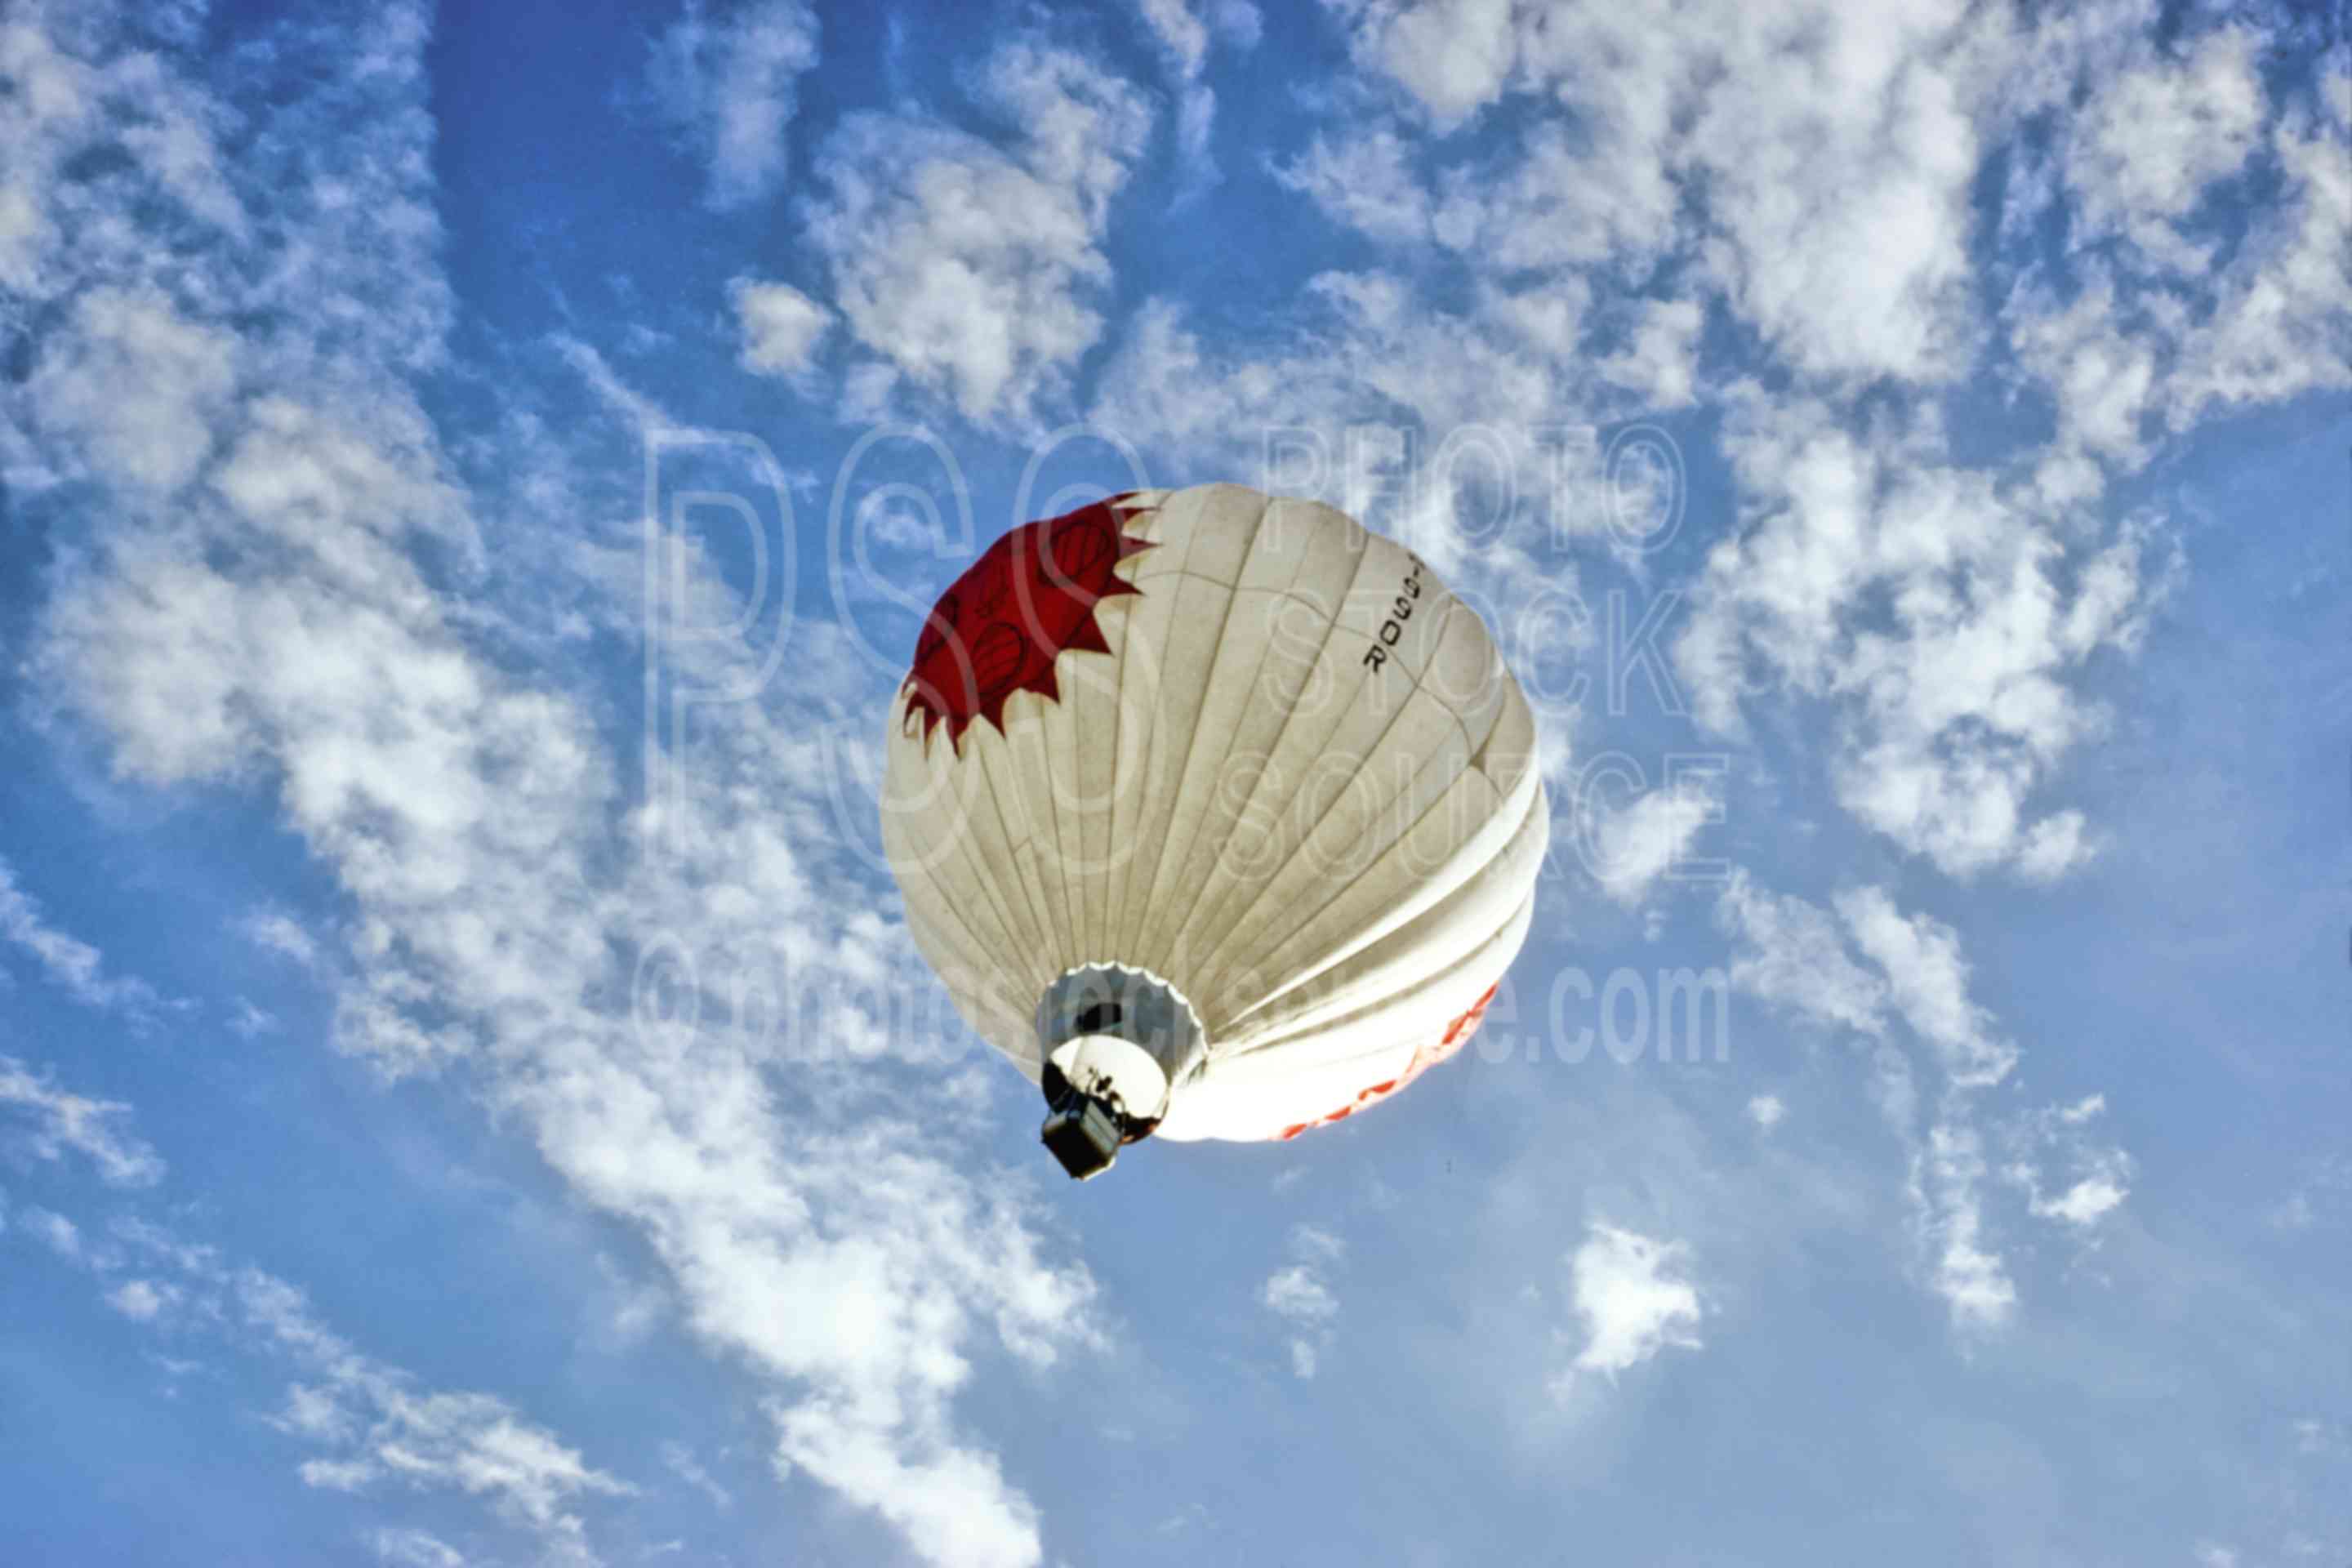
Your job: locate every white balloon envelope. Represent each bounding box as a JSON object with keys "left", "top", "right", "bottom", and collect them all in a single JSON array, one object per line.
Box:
[{"left": 880, "top": 483, "right": 1547, "bottom": 1177}]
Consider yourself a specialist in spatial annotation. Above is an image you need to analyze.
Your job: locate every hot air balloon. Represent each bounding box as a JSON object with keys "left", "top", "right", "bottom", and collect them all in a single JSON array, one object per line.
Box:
[{"left": 880, "top": 483, "right": 1547, "bottom": 1178}]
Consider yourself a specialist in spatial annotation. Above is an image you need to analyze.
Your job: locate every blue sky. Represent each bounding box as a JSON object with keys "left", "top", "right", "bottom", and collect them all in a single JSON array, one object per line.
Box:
[{"left": 1, "top": 1, "right": 2347, "bottom": 1565}]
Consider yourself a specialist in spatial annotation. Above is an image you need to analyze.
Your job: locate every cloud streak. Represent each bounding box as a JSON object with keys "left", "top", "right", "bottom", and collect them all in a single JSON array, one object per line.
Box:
[
  {"left": 0, "top": 1054, "right": 165, "bottom": 1187},
  {"left": 644, "top": 0, "right": 822, "bottom": 209}
]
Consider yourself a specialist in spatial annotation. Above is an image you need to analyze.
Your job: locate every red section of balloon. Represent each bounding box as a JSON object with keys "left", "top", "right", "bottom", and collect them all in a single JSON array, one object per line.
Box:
[
  {"left": 1275, "top": 982, "right": 1500, "bottom": 1141},
  {"left": 902, "top": 496, "right": 1153, "bottom": 754}
]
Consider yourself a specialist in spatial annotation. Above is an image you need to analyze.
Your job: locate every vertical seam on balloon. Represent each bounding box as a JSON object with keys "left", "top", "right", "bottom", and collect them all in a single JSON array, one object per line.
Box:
[
  {"left": 1229, "top": 604, "right": 1506, "bottom": 1001},
  {"left": 1114, "top": 566, "right": 1248, "bottom": 961},
  {"left": 939, "top": 745, "right": 1045, "bottom": 1001},
  {"left": 1125, "top": 488, "right": 1278, "bottom": 977},
  {"left": 930, "top": 817, "right": 1026, "bottom": 1007},
  {"left": 1018, "top": 679, "right": 1072, "bottom": 980},
  {"left": 903, "top": 736, "right": 1021, "bottom": 972},
  {"left": 1164, "top": 523, "right": 1374, "bottom": 1008},
  {"left": 884, "top": 748, "right": 999, "bottom": 983},
  {"left": 1191, "top": 570, "right": 1459, "bottom": 999},
  {"left": 1147, "top": 510, "right": 1327, "bottom": 983},
  {"left": 1101, "top": 488, "right": 1191, "bottom": 964},
  {"left": 901, "top": 892, "right": 1013, "bottom": 1058},
  {"left": 1087, "top": 525, "right": 1150, "bottom": 966},
  {"left": 1085, "top": 596, "right": 1131, "bottom": 969},
  {"left": 973, "top": 715, "right": 1056, "bottom": 973},
  {"left": 1109, "top": 571, "right": 1218, "bottom": 961},
  {"left": 1099, "top": 577, "right": 1160, "bottom": 964},
  {"left": 1194, "top": 712, "right": 1458, "bottom": 1012},
  {"left": 1111, "top": 510, "right": 1250, "bottom": 963},
  {"left": 1037, "top": 684, "right": 1084, "bottom": 981},
  {"left": 1147, "top": 577, "right": 1339, "bottom": 979}
]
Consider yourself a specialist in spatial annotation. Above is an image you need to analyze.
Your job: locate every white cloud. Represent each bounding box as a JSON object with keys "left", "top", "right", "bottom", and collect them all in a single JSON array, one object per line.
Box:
[
  {"left": 1676, "top": 394, "right": 2176, "bottom": 880},
  {"left": 1562, "top": 1223, "right": 1702, "bottom": 1382},
  {"left": 1131, "top": 0, "right": 1258, "bottom": 189},
  {"left": 1134, "top": 0, "right": 1212, "bottom": 78},
  {"left": 25, "top": 284, "right": 238, "bottom": 492},
  {"left": 2010, "top": 280, "right": 2162, "bottom": 506},
  {"left": 229, "top": 999, "right": 281, "bottom": 1038},
  {"left": 1746, "top": 1094, "right": 1785, "bottom": 1129},
  {"left": 241, "top": 909, "right": 322, "bottom": 967},
  {"left": 2032, "top": 1173, "right": 2128, "bottom": 1227},
  {"left": 0, "top": 7, "right": 243, "bottom": 306},
  {"left": 728, "top": 277, "right": 831, "bottom": 375},
  {"left": 1274, "top": 9, "right": 2336, "bottom": 893},
  {"left": 2067, "top": 28, "right": 2264, "bottom": 266},
  {"left": 1921, "top": 1120, "right": 2015, "bottom": 1332},
  {"left": 1093, "top": 278, "right": 1574, "bottom": 486},
  {"left": 0, "top": 858, "right": 165, "bottom": 1018},
  {"left": 2004, "top": 1094, "right": 2133, "bottom": 1232},
  {"left": 645, "top": 1, "right": 820, "bottom": 209},
  {"left": 802, "top": 40, "right": 1151, "bottom": 425},
  {"left": 20, "top": 1205, "right": 83, "bottom": 1260},
  {"left": 1338, "top": 0, "right": 1521, "bottom": 130},
  {"left": 2013, "top": 809, "right": 2096, "bottom": 883},
  {"left": 349, "top": 1388, "right": 633, "bottom": 1543},
  {"left": 371, "top": 1529, "right": 467, "bottom": 1568},
  {"left": 301, "top": 1457, "right": 376, "bottom": 1491},
  {"left": 1427, "top": 122, "right": 1678, "bottom": 277},
  {"left": 1261, "top": 1264, "right": 1339, "bottom": 1324},
  {"left": 1717, "top": 876, "right": 2048, "bottom": 1331},
  {"left": 66, "top": 1236, "right": 635, "bottom": 1561},
  {"left": 1260, "top": 1225, "right": 1344, "bottom": 1379},
  {"left": 1597, "top": 299, "right": 1705, "bottom": 411},
  {"left": 1326, "top": 0, "right": 1987, "bottom": 381},
  {"left": 2269, "top": 1154, "right": 2350, "bottom": 1232},
  {"left": 661, "top": 1441, "right": 733, "bottom": 1509},
  {"left": 0, "top": 1054, "right": 166, "bottom": 1187},
  {"left": 1589, "top": 773, "right": 1721, "bottom": 905},
  {"left": 1835, "top": 889, "right": 2016, "bottom": 1090},
  {"left": 555, "top": 336, "right": 681, "bottom": 446},
  {"left": 581, "top": 1253, "right": 669, "bottom": 1351},
  {"left": 1215, "top": 0, "right": 1263, "bottom": 48},
  {"left": 2292, "top": 1418, "right": 2345, "bottom": 1458},
  {"left": 1804, "top": 889, "right": 2029, "bottom": 1330},
  {"left": 2166, "top": 91, "right": 2352, "bottom": 423},
  {"left": 1290, "top": 1223, "right": 1344, "bottom": 1264},
  {"left": 1713, "top": 871, "right": 1888, "bottom": 1039},
  {"left": 2000, "top": 41, "right": 2350, "bottom": 507},
  {"left": 275, "top": 1382, "right": 359, "bottom": 1443},
  {"left": 1272, "top": 129, "right": 1433, "bottom": 246},
  {"left": 105, "top": 1277, "right": 175, "bottom": 1321}
]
